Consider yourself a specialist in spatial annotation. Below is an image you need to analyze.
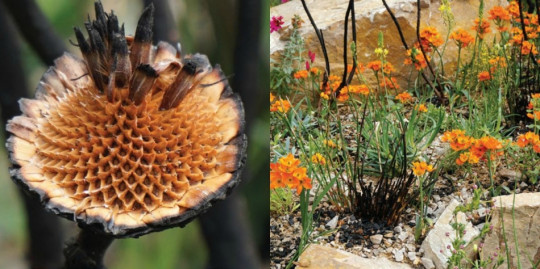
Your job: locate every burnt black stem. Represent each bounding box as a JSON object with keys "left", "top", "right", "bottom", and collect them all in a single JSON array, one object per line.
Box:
[
  {"left": 346, "top": 0, "right": 357, "bottom": 85},
  {"left": 3, "top": 0, "right": 67, "bottom": 66},
  {"left": 64, "top": 228, "right": 114, "bottom": 269},
  {"left": 0, "top": 2, "right": 64, "bottom": 268},
  {"left": 381, "top": 0, "right": 445, "bottom": 103},
  {"left": 517, "top": 0, "right": 539, "bottom": 67},
  {"left": 415, "top": 0, "right": 445, "bottom": 102},
  {"left": 300, "top": 0, "right": 330, "bottom": 88},
  {"left": 381, "top": 0, "right": 409, "bottom": 50},
  {"left": 336, "top": 0, "right": 357, "bottom": 97}
]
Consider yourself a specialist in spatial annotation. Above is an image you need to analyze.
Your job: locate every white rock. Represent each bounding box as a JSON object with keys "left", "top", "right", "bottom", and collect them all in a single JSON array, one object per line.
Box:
[
  {"left": 407, "top": 251, "right": 416, "bottom": 261},
  {"left": 393, "top": 248, "right": 404, "bottom": 262},
  {"left": 394, "top": 226, "right": 403, "bottom": 234},
  {"left": 481, "top": 193, "right": 540, "bottom": 269},
  {"left": 370, "top": 234, "right": 383, "bottom": 245},
  {"left": 398, "top": 232, "right": 408, "bottom": 242},
  {"left": 421, "top": 257, "right": 435, "bottom": 269},
  {"left": 325, "top": 215, "right": 339, "bottom": 229},
  {"left": 420, "top": 199, "right": 480, "bottom": 269}
]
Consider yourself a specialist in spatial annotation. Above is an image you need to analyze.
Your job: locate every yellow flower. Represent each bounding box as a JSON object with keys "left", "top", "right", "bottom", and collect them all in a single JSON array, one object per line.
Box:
[
  {"left": 412, "top": 161, "right": 434, "bottom": 176},
  {"left": 270, "top": 99, "right": 291, "bottom": 113},
  {"left": 323, "top": 139, "right": 337, "bottom": 148},
  {"left": 311, "top": 153, "right": 326, "bottom": 165}
]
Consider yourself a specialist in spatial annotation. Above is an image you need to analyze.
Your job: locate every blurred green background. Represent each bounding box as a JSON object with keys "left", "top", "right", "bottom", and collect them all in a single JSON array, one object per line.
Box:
[{"left": 0, "top": 0, "right": 269, "bottom": 268}]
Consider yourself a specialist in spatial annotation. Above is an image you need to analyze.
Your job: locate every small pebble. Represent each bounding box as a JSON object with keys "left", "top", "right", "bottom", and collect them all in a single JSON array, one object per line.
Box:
[
  {"left": 393, "top": 249, "right": 404, "bottom": 262},
  {"left": 384, "top": 232, "right": 393, "bottom": 238},
  {"left": 326, "top": 215, "right": 339, "bottom": 229},
  {"left": 394, "top": 226, "right": 402, "bottom": 234},
  {"left": 407, "top": 251, "right": 416, "bottom": 261},
  {"left": 370, "top": 234, "right": 383, "bottom": 244}
]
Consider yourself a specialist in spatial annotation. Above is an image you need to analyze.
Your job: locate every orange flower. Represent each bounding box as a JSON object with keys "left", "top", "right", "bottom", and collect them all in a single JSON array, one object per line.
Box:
[
  {"left": 527, "top": 110, "right": 540, "bottom": 120},
  {"left": 506, "top": 1, "right": 520, "bottom": 18},
  {"left": 532, "top": 94, "right": 540, "bottom": 99},
  {"left": 418, "top": 27, "right": 444, "bottom": 52},
  {"left": 349, "top": 84, "right": 370, "bottom": 96},
  {"left": 380, "top": 77, "right": 400, "bottom": 90},
  {"left": 270, "top": 99, "right": 291, "bottom": 113},
  {"left": 450, "top": 29, "right": 475, "bottom": 48},
  {"left": 328, "top": 75, "right": 341, "bottom": 82},
  {"left": 478, "top": 136, "right": 503, "bottom": 150},
  {"left": 488, "top": 6, "right": 511, "bottom": 22},
  {"left": 440, "top": 129, "right": 473, "bottom": 151},
  {"left": 270, "top": 92, "right": 276, "bottom": 103},
  {"left": 395, "top": 92, "right": 412, "bottom": 103},
  {"left": 367, "top": 60, "right": 383, "bottom": 72},
  {"left": 472, "top": 18, "right": 491, "bottom": 39},
  {"left": 516, "top": 132, "right": 540, "bottom": 148},
  {"left": 488, "top": 56, "right": 507, "bottom": 73},
  {"left": 310, "top": 67, "right": 321, "bottom": 74},
  {"left": 383, "top": 62, "right": 396, "bottom": 75},
  {"left": 337, "top": 93, "right": 349, "bottom": 102},
  {"left": 412, "top": 161, "right": 434, "bottom": 176},
  {"left": 293, "top": 70, "right": 308, "bottom": 79},
  {"left": 510, "top": 27, "right": 523, "bottom": 45},
  {"left": 404, "top": 48, "right": 430, "bottom": 70},
  {"left": 415, "top": 104, "right": 428, "bottom": 113},
  {"left": 270, "top": 154, "right": 312, "bottom": 194},
  {"left": 521, "top": 41, "right": 538, "bottom": 55},
  {"left": 478, "top": 71, "right": 491, "bottom": 82}
]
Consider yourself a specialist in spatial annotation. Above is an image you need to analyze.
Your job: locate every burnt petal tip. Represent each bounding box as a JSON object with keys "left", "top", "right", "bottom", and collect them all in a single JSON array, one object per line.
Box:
[{"left": 134, "top": 3, "right": 155, "bottom": 43}]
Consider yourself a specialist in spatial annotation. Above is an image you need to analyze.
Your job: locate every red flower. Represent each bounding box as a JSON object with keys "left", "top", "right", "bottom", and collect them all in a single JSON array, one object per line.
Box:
[
  {"left": 270, "top": 16, "right": 284, "bottom": 33},
  {"left": 308, "top": 50, "right": 316, "bottom": 63}
]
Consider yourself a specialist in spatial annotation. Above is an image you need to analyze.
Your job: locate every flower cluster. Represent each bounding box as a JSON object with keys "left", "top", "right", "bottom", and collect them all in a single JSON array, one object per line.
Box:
[
  {"left": 270, "top": 154, "right": 313, "bottom": 194},
  {"left": 478, "top": 71, "right": 491, "bottom": 82},
  {"left": 270, "top": 16, "right": 284, "bottom": 33},
  {"left": 515, "top": 132, "right": 540, "bottom": 153},
  {"left": 472, "top": 18, "right": 491, "bottom": 39},
  {"left": 412, "top": 161, "right": 434, "bottom": 176},
  {"left": 418, "top": 27, "right": 444, "bottom": 52},
  {"left": 348, "top": 84, "right": 370, "bottom": 96},
  {"left": 311, "top": 153, "right": 326, "bottom": 165},
  {"left": 449, "top": 29, "right": 475, "bottom": 48},
  {"left": 395, "top": 92, "right": 412, "bottom": 103},
  {"left": 270, "top": 97, "right": 292, "bottom": 113},
  {"left": 441, "top": 130, "right": 504, "bottom": 165},
  {"left": 527, "top": 93, "right": 540, "bottom": 120},
  {"left": 404, "top": 48, "right": 430, "bottom": 70},
  {"left": 415, "top": 104, "right": 428, "bottom": 113}
]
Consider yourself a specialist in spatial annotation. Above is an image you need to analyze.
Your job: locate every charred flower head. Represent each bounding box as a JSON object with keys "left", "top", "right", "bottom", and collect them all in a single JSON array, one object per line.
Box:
[{"left": 6, "top": 2, "right": 246, "bottom": 237}]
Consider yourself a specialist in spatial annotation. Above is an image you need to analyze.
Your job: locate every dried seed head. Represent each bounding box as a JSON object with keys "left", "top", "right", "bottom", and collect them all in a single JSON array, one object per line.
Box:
[{"left": 6, "top": 1, "right": 246, "bottom": 238}]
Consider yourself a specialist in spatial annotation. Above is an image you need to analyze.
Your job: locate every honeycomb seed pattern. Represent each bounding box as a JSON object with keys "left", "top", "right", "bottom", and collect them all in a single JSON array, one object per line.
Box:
[{"left": 38, "top": 88, "right": 219, "bottom": 212}]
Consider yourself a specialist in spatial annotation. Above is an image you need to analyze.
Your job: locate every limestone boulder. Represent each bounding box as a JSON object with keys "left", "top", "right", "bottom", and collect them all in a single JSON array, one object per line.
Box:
[
  {"left": 296, "top": 244, "right": 412, "bottom": 268},
  {"left": 270, "top": 0, "right": 505, "bottom": 89},
  {"left": 481, "top": 193, "right": 540, "bottom": 269},
  {"left": 420, "top": 199, "right": 480, "bottom": 269}
]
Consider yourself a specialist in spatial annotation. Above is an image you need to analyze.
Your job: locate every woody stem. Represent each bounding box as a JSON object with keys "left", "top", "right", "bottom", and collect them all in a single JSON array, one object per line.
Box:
[{"left": 63, "top": 228, "right": 115, "bottom": 269}]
